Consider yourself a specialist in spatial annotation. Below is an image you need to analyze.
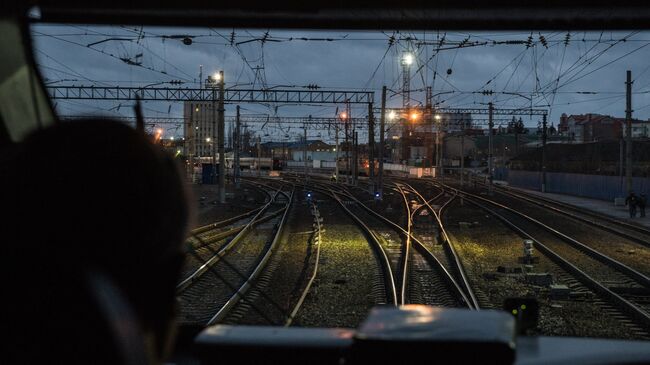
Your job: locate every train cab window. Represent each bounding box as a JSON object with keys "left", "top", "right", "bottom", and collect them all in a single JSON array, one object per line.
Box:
[
  {"left": 0, "top": 18, "right": 54, "bottom": 146},
  {"left": 4, "top": 2, "right": 650, "bottom": 365}
]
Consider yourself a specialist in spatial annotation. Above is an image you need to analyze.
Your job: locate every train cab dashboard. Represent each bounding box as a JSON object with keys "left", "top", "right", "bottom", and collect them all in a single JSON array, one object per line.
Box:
[
  {"left": 192, "top": 306, "right": 650, "bottom": 365},
  {"left": 2, "top": 1, "right": 650, "bottom": 365}
]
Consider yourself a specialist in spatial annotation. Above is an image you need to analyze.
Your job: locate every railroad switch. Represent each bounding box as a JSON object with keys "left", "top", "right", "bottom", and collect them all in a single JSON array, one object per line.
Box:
[
  {"left": 524, "top": 273, "right": 553, "bottom": 287},
  {"left": 496, "top": 266, "right": 523, "bottom": 274},
  {"left": 549, "top": 284, "right": 571, "bottom": 300}
]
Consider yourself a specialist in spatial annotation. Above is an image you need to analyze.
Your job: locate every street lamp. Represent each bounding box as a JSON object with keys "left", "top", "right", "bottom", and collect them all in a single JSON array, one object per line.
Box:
[
  {"left": 388, "top": 110, "right": 397, "bottom": 121},
  {"left": 434, "top": 114, "right": 443, "bottom": 180}
]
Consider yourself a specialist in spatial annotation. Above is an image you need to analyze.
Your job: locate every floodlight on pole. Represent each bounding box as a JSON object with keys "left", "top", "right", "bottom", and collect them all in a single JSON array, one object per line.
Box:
[
  {"left": 401, "top": 53, "right": 414, "bottom": 66},
  {"left": 388, "top": 110, "right": 397, "bottom": 120}
]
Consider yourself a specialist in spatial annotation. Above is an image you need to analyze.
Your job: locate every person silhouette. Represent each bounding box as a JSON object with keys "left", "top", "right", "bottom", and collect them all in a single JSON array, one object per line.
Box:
[
  {"left": 625, "top": 191, "right": 638, "bottom": 218},
  {"left": 639, "top": 193, "right": 647, "bottom": 218},
  {"left": 1, "top": 119, "right": 192, "bottom": 365}
]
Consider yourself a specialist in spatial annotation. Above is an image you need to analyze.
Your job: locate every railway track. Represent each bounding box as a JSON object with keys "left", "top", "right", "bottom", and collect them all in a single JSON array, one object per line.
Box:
[
  {"left": 181, "top": 182, "right": 275, "bottom": 281},
  {"left": 436, "top": 181, "right": 650, "bottom": 332},
  {"left": 274, "top": 183, "right": 397, "bottom": 326},
  {"left": 313, "top": 179, "right": 473, "bottom": 309},
  {"left": 491, "top": 184, "right": 650, "bottom": 248},
  {"left": 312, "top": 183, "right": 399, "bottom": 305},
  {"left": 459, "top": 181, "right": 650, "bottom": 279},
  {"left": 176, "top": 184, "right": 294, "bottom": 326},
  {"left": 395, "top": 182, "right": 480, "bottom": 309}
]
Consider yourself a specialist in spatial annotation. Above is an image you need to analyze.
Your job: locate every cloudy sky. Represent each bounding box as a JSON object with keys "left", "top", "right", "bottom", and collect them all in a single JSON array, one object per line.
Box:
[{"left": 30, "top": 24, "right": 650, "bottom": 142}]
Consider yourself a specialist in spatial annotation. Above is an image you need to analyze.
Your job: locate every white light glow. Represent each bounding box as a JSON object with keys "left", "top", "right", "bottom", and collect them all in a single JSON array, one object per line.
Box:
[{"left": 402, "top": 53, "right": 414, "bottom": 66}]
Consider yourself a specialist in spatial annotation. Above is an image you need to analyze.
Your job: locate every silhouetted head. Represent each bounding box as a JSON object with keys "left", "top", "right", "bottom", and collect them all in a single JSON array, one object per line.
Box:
[{"left": 1, "top": 119, "right": 193, "bottom": 364}]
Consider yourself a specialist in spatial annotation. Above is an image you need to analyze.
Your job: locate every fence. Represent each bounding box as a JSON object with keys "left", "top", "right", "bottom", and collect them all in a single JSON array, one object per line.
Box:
[{"left": 507, "top": 169, "right": 650, "bottom": 201}]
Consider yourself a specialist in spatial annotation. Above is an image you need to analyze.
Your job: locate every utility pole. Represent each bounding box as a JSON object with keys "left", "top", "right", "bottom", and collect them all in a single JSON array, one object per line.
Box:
[
  {"left": 435, "top": 117, "right": 440, "bottom": 179},
  {"left": 335, "top": 122, "right": 340, "bottom": 182},
  {"left": 211, "top": 82, "right": 217, "bottom": 186},
  {"left": 460, "top": 132, "right": 465, "bottom": 187},
  {"left": 439, "top": 119, "right": 445, "bottom": 180},
  {"left": 308, "top": 115, "right": 313, "bottom": 179},
  {"left": 352, "top": 130, "right": 359, "bottom": 185},
  {"left": 402, "top": 53, "right": 411, "bottom": 109},
  {"left": 619, "top": 137, "right": 624, "bottom": 185},
  {"left": 488, "top": 102, "right": 494, "bottom": 195},
  {"left": 541, "top": 113, "right": 548, "bottom": 193},
  {"left": 379, "top": 86, "right": 386, "bottom": 199},
  {"left": 626, "top": 70, "right": 633, "bottom": 195},
  {"left": 257, "top": 136, "right": 261, "bottom": 178},
  {"left": 368, "top": 102, "right": 375, "bottom": 192},
  {"left": 303, "top": 123, "right": 308, "bottom": 183},
  {"left": 345, "top": 101, "right": 351, "bottom": 184},
  {"left": 426, "top": 86, "right": 433, "bottom": 178},
  {"left": 217, "top": 71, "right": 226, "bottom": 203},
  {"left": 234, "top": 105, "right": 241, "bottom": 188},
  {"left": 188, "top": 105, "right": 194, "bottom": 182}
]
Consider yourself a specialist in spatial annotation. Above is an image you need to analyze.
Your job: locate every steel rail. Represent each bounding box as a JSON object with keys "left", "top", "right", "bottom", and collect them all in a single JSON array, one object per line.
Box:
[
  {"left": 285, "top": 201, "right": 323, "bottom": 326},
  {"left": 461, "top": 195, "right": 650, "bottom": 329},
  {"left": 187, "top": 207, "right": 286, "bottom": 251},
  {"left": 176, "top": 186, "right": 286, "bottom": 294},
  {"left": 314, "top": 180, "right": 474, "bottom": 309},
  {"left": 190, "top": 208, "right": 263, "bottom": 236},
  {"left": 207, "top": 186, "right": 295, "bottom": 325},
  {"left": 190, "top": 181, "right": 270, "bottom": 236},
  {"left": 490, "top": 184, "right": 650, "bottom": 248},
  {"left": 395, "top": 185, "right": 412, "bottom": 305},
  {"left": 439, "top": 182, "right": 650, "bottom": 289},
  {"left": 241, "top": 178, "right": 292, "bottom": 202},
  {"left": 316, "top": 186, "right": 398, "bottom": 306},
  {"left": 398, "top": 182, "right": 481, "bottom": 310}
]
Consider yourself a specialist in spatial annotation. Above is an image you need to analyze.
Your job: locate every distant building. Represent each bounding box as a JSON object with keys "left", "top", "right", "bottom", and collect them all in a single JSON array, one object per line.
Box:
[
  {"left": 622, "top": 120, "right": 650, "bottom": 138},
  {"left": 558, "top": 112, "right": 649, "bottom": 142},
  {"left": 391, "top": 111, "right": 473, "bottom": 164},
  {"left": 183, "top": 101, "right": 219, "bottom": 159},
  {"left": 261, "top": 140, "right": 337, "bottom": 161},
  {"left": 438, "top": 112, "right": 473, "bottom": 133}
]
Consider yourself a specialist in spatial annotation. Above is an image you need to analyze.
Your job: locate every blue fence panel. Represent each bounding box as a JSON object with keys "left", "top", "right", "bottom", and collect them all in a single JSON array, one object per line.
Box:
[
  {"left": 507, "top": 169, "right": 650, "bottom": 201},
  {"left": 493, "top": 167, "right": 509, "bottom": 181},
  {"left": 507, "top": 170, "right": 541, "bottom": 191}
]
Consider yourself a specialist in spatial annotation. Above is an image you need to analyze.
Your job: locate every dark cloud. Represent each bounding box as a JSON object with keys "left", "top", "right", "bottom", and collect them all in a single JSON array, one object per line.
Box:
[{"left": 31, "top": 25, "right": 650, "bottom": 140}]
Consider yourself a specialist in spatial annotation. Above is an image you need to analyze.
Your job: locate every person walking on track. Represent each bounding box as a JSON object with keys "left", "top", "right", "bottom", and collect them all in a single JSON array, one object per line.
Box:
[
  {"left": 626, "top": 191, "right": 638, "bottom": 218},
  {"left": 639, "top": 193, "right": 647, "bottom": 218}
]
